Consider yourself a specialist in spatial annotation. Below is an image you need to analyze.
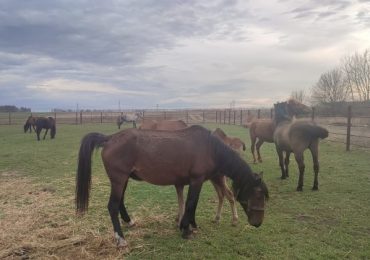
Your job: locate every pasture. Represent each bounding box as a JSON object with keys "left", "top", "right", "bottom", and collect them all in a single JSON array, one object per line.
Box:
[{"left": 0, "top": 123, "right": 369, "bottom": 259}]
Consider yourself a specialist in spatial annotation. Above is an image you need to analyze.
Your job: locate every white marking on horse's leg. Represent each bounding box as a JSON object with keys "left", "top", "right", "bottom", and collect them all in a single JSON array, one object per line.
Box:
[
  {"left": 128, "top": 220, "right": 136, "bottom": 227},
  {"left": 114, "top": 232, "right": 128, "bottom": 248},
  {"left": 224, "top": 182, "right": 239, "bottom": 226},
  {"left": 175, "top": 185, "right": 185, "bottom": 227}
]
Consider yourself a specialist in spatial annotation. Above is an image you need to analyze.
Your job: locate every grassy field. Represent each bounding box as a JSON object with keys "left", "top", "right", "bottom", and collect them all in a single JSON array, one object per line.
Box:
[{"left": 0, "top": 123, "right": 369, "bottom": 259}]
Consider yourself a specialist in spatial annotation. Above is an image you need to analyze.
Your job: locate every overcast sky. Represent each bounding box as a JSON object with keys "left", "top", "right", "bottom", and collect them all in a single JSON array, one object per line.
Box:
[{"left": 0, "top": 0, "right": 369, "bottom": 111}]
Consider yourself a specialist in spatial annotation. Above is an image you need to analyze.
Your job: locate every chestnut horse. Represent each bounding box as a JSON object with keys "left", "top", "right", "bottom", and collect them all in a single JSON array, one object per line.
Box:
[
  {"left": 247, "top": 99, "right": 311, "bottom": 163},
  {"left": 213, "top": 128, "right": 246, "bottom": 153},
  {"left": 34, "top": 117, "right": 56, "bottom": 141},
  {"left": 273, "top": 102, "right": 328, "bottom": 191},
  {"left": 76, "top": 125, "right": 269, "bottom": 247},
  {"left": 23, "top": 116, "right": 37, "bottom": 133}
]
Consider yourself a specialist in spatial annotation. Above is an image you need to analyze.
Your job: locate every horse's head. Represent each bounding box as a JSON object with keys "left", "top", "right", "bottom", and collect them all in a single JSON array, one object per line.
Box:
[
  {"left": 234, "top": 172, "right": 268, "bottom": 227},
  {"left": 287, "top": 99, "right": 311, "bottom": 116}
]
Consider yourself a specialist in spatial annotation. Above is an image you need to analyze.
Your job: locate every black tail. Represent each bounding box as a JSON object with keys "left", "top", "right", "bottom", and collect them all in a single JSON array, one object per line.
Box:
[
  {"left": 295, "top": 123, "right": 329, "bottom": 140},
  {"left": 24, "top": 122, "right": 30, "bottom": 133},
  {"left": 76, "top": 132, "right": 109, "bottom": 214}
]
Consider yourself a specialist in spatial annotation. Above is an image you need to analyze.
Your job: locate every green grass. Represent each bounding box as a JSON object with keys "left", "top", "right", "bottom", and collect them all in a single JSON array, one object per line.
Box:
[{"left": 0, "top": 123, "right": 370, "bottom": 259}]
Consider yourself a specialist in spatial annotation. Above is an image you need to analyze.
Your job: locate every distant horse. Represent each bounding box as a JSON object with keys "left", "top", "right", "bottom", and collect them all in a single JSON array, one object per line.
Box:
[
  {"left": 273, "top": 102, "right": 328, "bottom": 191},
  {"left": 117, "top": 112, "right": 143, "bottom": 129},
  {"left": 247, "top": 99, "right": 311, "bottom": 163},
  {"left": 76, "top": 125, "right": 269, "bottom": 247},
  {"left": 35, "top": 117, "right": 56, "bottom": 141},
  {"left": 23, "top": 116, "right": 37, "bottom": 133},
  {"left": 213, "top": 128, "right": 246, "bottom": 153}
]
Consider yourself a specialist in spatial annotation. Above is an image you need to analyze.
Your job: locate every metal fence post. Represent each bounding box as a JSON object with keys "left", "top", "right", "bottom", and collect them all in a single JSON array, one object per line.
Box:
[
  {"left": 224, "top": 110, "right": 226, "bottom": 124},
  {"left": 101, "top": 112, "right": 103, "bottom": 124},
  {"left": 257, "top": 109, "right": 261, "bottom": 119},
  {"left": 270, "top": 108, "right": 273, "bottom": 119},
  {"left": 80, "top": 111, "right": 83, "bottom": 124},
  {"left": 203, "top": 110, "right": 205, "bottom": 123},
  {"left": 233, "top": 110, "right": 236, "bottom": 125},
  {"left": 346, "top": 105, "right": 352, "bottom": 151},
  {"left": 8, "top": 112, "right": 11, "bottom": 125}
]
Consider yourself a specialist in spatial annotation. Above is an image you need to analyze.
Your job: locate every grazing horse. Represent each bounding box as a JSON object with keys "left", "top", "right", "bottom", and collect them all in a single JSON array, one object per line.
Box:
[
  {"left": 23, "top": 116, "right": 37, "bottom": 133},
  {"left": 273, "top": 102, "right": 328, "bottom": 191},
  {"left": 117, "top": 112, "right": 142, "bottom": 129},
  {"left": 247, "top": 99, "right": 311, "bottom": 163},
  {"left": 76, "top": 125, "right": 269, "bottom": 247},
  {"left": 140, "top": 121, "right": 240, "bottom": 226},
  {"left": 35, "top": 117, "right": 56, "bottom": 141}
]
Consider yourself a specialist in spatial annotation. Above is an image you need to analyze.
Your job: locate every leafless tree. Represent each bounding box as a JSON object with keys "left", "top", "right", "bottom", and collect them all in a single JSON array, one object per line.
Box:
[
  {"left": 311, "top": 68, "right": 348, "bottom": 104},
  {"left": 290, "top": 89, "right": 307, "bottom": 103},
  {"left": 342, "top": 49, "right": 370, "bottom": 101}
]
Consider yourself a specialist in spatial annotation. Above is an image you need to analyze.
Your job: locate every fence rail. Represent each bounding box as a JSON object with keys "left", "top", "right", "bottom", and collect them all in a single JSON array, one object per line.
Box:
[{"left": 1, "top": 105, "right": 370, "bottom": 151}]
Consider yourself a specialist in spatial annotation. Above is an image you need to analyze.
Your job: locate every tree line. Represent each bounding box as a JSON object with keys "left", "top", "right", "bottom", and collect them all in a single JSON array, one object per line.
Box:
[
  {"left": 0, "top": 105, "right": 31, "bottom": 112},
  {"left": 292, "top": 49, "right": 370, "bottom": 105}
]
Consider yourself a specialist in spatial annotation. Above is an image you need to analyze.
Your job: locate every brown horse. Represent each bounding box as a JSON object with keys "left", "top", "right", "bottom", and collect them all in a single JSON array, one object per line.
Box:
[
  {"left": 23, "top": 116, "right": 37, "bottom": 133},
  {"left": 273, "top": 102, "right": 328, "bottom": 191},
  {"left": 139, "top": 121, "right": 239, "bottom": 226},
  {"left": 247, "top": 99, "right": 311, "bottom": 163},
  {"left": 35, "top": 117, "right": 56, "bottom": 141},
  {"left": 76, "top": 125, "right": 269, "bottom": 247},
  {"left": 213, "top": 128, "right": 246, "bottom": 153}
]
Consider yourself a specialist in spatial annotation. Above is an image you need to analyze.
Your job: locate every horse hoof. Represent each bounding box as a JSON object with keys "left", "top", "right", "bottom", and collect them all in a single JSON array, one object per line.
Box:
[
  {"left": 281, "top": 176, "right": 286, "bottom": 180},
  {"left": 128, "top": 220, "right": 136, "bottom": 228},
  {"left": 117, "top": 238, "right": 128, "bottom": 248},
  {"left": 296, "top": 187, "right": 303, "bottom": 192},
  {"left": 231, "top": 220, "right": 238, "bottom": 226},
  {"left": 181, "top": 229, "right": 193, "bottom": 239},
  {"left": 312, "top": 186, "right": 318, "bottom": 191}
]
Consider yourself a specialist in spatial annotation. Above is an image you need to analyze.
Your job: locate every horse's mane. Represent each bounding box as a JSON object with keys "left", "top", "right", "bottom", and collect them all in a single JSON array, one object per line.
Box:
[{"left": 208, "top": 133, "right": 269, "bottom": 199}]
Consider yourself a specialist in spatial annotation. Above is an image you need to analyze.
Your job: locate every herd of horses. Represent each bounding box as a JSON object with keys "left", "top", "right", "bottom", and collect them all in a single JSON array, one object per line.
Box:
[
  {"left": 22, "top": 99, "right": 328, "bottom": 247},
  {"left": 73, "top": 99, "right": 328, "bottom": 247}
]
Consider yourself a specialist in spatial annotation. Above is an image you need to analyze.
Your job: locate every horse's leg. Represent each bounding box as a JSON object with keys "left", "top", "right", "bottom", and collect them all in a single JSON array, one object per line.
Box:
[
  {"left": 210, "top": 178, "right": 224, "bottom": 224},
  {"left": 294, "top": 151, "right": 305, "bottom": 191},
  {"left": 220, "top": 176, "right": 238, "bottom": 226},
  {"left": 256, "top": 139, "right": 264, "bottom": 163},
  {"left": 276, "top": 147, "right": 286, "bottom": 179},
  {"left": 43, "top": 129, "right": 49, "bottom": 140},
  {"left": 180, "top": 178, "right": 203, "bottom": 239},
  {"left": 175, "top": 185, "right": 185, "bottom": 227},
  {"left": 284, "top": 151, "right": 291, "bottom": 178},
  {"left": 107, "top": 173, "right": 129, "bottom": 247},
  {"left": 119, "top": 180, "right": 135, "bottom": 227},
  {"left": 250, "top": 136, "right": 257, "bottom": 163},
  {"left": 309, "top": 141, "right": 319, "bottom": 191},
  {"left": 32, "top": 125, "right": 36, "bottom": 132},
  {"left": 36, "top": 128, "right": 41, "bottom": 141}
]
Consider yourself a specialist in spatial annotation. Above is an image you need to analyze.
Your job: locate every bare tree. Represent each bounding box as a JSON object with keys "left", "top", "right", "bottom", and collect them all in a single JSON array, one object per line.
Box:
[
  {"left": 290, "top": 89, "right": 306, "bottom": 103},
  {"left": 311, "top": 68, "right": 348, "bottom": 104},
  {"left": 342, "top": 49, "right": 370, "bottom": 101}
]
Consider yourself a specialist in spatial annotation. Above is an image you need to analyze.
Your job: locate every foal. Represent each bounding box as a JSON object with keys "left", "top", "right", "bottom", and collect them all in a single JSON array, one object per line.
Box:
[{"left": 273, "top": 102, "right": 328, "bottom": 191}]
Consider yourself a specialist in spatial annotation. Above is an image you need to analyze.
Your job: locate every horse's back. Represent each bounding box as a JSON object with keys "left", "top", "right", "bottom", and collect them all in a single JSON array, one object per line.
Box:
[
  {"left": 155, "top": 120, "right": 188, "bottom": 130},
  {"left": 250, "top": 120, "right": 274, "bottom": 142}
]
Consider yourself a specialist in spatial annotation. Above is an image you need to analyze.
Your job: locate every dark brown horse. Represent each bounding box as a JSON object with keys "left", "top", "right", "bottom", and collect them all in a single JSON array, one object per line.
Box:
[
  {"left": 273, "top": 102, "right": 328, "bottom": 191},
  {"left": 76, "top": 125, "right": 269, "bottom": 247},
  {"left": 247, "top": 99, "right": 311, "bottom": 163},
  {"left": 23, "top": 116, "right": 37, "bottom": 133},
  {"left": 35, "top": 117, "right": 56, "bottom": 141},
  {"left": 140, "top": 121, "right": 239, "bottom": 226}
]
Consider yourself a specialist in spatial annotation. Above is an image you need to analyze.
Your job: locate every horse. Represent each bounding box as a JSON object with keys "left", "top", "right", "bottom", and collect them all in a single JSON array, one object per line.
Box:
[
  {"left": 117, "top": 112, "right": 143, "bottom": 129},
  {"left": 23, "top": 116, "right": 37, "bottom": 133},
  {"left": 76, "top": 125, "right": 269, "bottom": 247},
  {"left": 35, "top": 117, "right": 56, "bottom": 141},
  {"left": 247, "top": 99, "right": 311, "bottom": 163},
  {"left": 273, "top": 102, "right": 328, "bottom": 191},
  {"left": 139, "top": 121, "right": 240, "bottom": 226},
  {"left": 213, "top": 128, "right": 246, "bottom": 153}
]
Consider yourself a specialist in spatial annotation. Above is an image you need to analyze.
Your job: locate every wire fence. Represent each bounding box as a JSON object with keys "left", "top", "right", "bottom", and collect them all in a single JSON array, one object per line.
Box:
[{"left": 1, "top": 105, "right": 369, "bottom": 151}]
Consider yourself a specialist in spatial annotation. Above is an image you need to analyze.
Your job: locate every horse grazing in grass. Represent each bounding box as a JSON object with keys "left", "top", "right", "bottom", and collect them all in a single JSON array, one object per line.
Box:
[
  {"left": 273, "top": 102, "right": 328, "bottom": 191},
  {"left": 76, "top": 125, "right": 269, "bottom": 247},
  {"left": 247, "top": 99, "right": 311, "bottom": 163},
  {"left": 23, "top": 116, "right": 37, "bottom": 133},
  {"left": 35, "top": 117, "right": 56, "bottom": 141},
  {"left": 139, "top": 121, "right": 240, "bottom": 226},
  {"left": 117, "top": 112, "right": 142, "bottom": 129}
]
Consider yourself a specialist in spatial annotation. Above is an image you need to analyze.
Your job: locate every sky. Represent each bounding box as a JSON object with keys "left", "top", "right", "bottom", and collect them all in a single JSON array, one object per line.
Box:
[{"left": 0, "top": 0, "right": 369, "bottom": 111}]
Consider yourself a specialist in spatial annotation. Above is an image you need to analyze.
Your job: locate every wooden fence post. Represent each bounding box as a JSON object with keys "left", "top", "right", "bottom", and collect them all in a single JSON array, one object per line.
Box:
[
  {"left": 216, "top": 111, "right": 218, "bottom": 123},
  {"left": 80, "top": 111, "right": 83, "bottom": 124},
  {"left": 224, "top": 110, "right": 226, "bottom": 124},
  {"left": 100, "top": 112, "right": 103, "bottom": 124},
  {"left": 346, "top": 105, "right": 352, "bottom": 151},
  {"left": 257, "top": 109, "right": 261, "bottom": 119},
  {"left": 240, "top": 110, "right": 243, "bottom": 125},
  {"left": 203, "top": 110, "right": 205, "bottom": 123},
  {"left": 270, "top": 108, "right": 273, "bottom": 119},
  {"left": 233, "top": 110, "right": 236, "bottom": 125},
  {"left": 228, "top": 110, "right": 231, "bottom": 124},
  {"left": 311, "top": 107, "right": 315, "bottom": 121},
  {"left": 8, "top": 112, "right": 11, "bottom": 125},
  {"left": 75, "top": 111, "right": 78, "bottom": 125}
]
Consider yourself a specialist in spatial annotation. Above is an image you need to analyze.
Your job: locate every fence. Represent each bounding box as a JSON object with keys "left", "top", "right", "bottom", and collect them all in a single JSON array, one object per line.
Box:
[{"left": 1, "top": 105, "right": 370, "bottom": 151}]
